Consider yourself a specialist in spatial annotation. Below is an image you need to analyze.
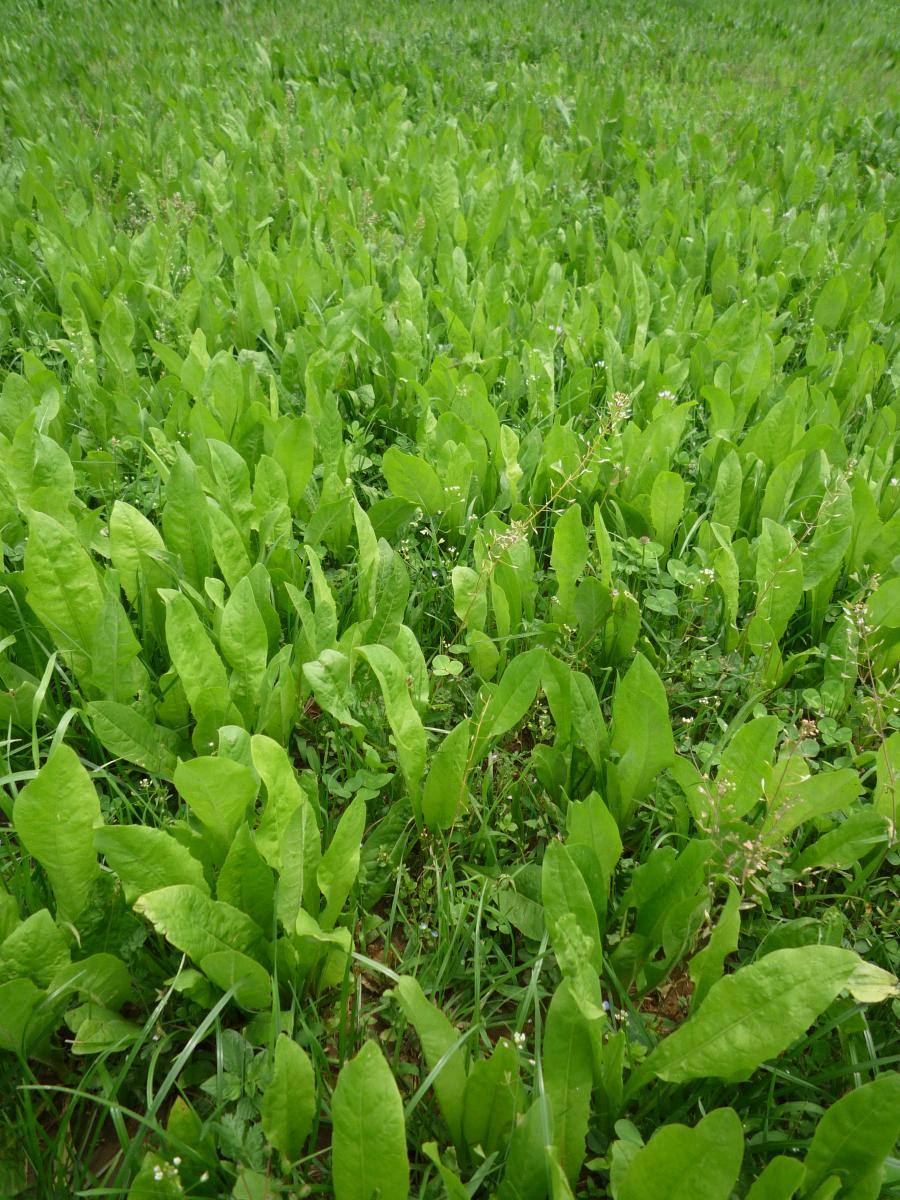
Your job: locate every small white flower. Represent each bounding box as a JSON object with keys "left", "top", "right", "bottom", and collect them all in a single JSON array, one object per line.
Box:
[{"left": 513, "top": 1030, "right": 527, "bottom": 1047}]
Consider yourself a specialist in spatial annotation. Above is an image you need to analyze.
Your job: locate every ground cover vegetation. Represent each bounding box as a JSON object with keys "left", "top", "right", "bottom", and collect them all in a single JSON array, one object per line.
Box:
[{"left": 0, "top": 0, "right": 898, "bottom": 1194}]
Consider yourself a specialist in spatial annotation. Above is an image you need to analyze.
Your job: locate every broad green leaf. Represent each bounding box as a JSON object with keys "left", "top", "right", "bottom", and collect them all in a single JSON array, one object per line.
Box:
[
  {"left": 331, "top": 1041, "right": 409, "bottom": 1200},
  {"left": 13, "top": 745, "right": 101, "bottom": 925},
  {"left": 48, "top": 953, "right": 131, "bottom": 1010},
  {"left": 753, "top": 519, "right": 803, "bottom": 644},
  {"left": 317, "top": 794, "right": 366, "bottom": 929},
  {"left": 220, "top": 576, "right": 269, "bottom": 717},
  {"left": 174, "top": 757, "right": 257, "bottom": 858},
  {"left": 70, "top": 1005, "right": 141, "bottom": 1055},
  {"left": 477, "top": 647, "right": 544, "bottom": 748},
  {"left": 644, "top": 947, "right": 896, "bottom": 1084},
  {"left": 801, "top": 1073, "right": 900, "bottom": 1198},
  {"left": 0, "top": 978, "right": 55, "bottom": 1055},
  {"left": 550, "top": 504, "right": 588, "bottom": 620},
  {"left": 356, "top": 644, "right": 426, "bottom": 805},
  {"left": 745, "top": 1157, "right": 805, "bottom": 1200},
  {"left": 462, "top": 1037, "right": 520, "bottom": 1156},
  {"left": 814, "top": 272, "right": 849, "bottom": 330},
  {"left": 94, "top": 826, "right": 209, "bottom": 905},
  {"left": 303, "top": 649, "right": 364, "bottom": 733},
  {"left": 761, "top": 767, "right": 862, "bottom": 846},
  {"left": 566, "top": 791, "right": 622, "bottom": 885},
  {"left": 162, "top": 447, "right": 213, "bottom": 589},
  {"left": 162, "top": 592, "right": 232, "bottom": 724},
  {"left": 793, "top": 809, "right": 889, "bottom": 872},
  {"left": 382, "top": 447, "right": 445, "bottom": 514},
  {"left": 874, "top": 731, "right": 899, "bottom": 829},
  {"left": 802, "top": 479, "right": 852, "bottom": 591},
  {"left": 422, "top": 719, "right": 470, "bottom": 830},
  {"left": 542, "top": 842, "right": 602, "bottom": 974},
  {"left": 273, "top": 415, "right": 315, "bottom": 511},
  {"left": 610, "top": 653, "right": 674, "bottom": 817},
  {"left": 391, "top": 976, "right": 467, "bottom": 1149},
  {"left": 305, "top": 546, "right": 338, "bottom": 651},
  {"left": 0, "top": 910, "right": 69, "bottom": 987},
  {"left": 252, "top": 735, "right": 320, "bottom": 915},
  {"left": 650, "top": 471, "right": 685, "bottom": 552},
  {"left": 618, "top": 1108, "right": 743, "bottom": 1200},
  {"left": 86, "top": 701, "right": 178, "bottom": 780},
  {"left": 716, "top": 717, "right": 779, "bottom": 820},
  {"left": 496, "top": 1097, "right": 553, "bottom": 1200},
  {"left": 451, "top": 565, "right": 488, "bottom": 632},
  {"left": 134, "top": 886, "right": 269, "bottom": 968},
  {"left": 261, "top": 1035, "right": 316, "bottom": 1162},
  {"left": 543, "top": 980, "right": 594, "bottom": 1185},
  {"left": 109, "top": 500, "right": 167, "bottom": 606},
  {"left": 217, "top": 824, "right": 276, "bottom": 932},
  {"left": 689, "top": 882, "right": 741, "bottom": 1009},
  {"left": 199, "top": 949, "right": 271, "bottom": 1010},
  {"left": 24, "top": 511, "right": 104, "bottom": 681}
]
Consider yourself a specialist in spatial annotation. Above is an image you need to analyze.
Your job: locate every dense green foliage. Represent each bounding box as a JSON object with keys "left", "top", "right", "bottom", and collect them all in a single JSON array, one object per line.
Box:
[{"left": 0, "top": 0, "right": 898, "bottom": 1195}]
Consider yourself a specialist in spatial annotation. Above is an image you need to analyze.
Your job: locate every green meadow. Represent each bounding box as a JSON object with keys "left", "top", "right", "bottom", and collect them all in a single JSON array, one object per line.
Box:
[{"left": 0, "top": 0, "right": 898, "bottom": 1195}]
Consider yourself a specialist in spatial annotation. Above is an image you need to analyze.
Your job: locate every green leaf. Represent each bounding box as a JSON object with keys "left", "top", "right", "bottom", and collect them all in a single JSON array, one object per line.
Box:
[
  {"left": 174, "top": 757, "right": 258, "bottom": 859},
  {"left": 618, "top": 1108, "right": 743, "bottom": 1200},
  {"left": 108, "top": 500, "right": 168, "bottom": 606},
  {"left": 303, "top": 649, "right": 364, "bottom": 733},
  {"left": 13, "top": 745, "right": 101, "bottom": 925},
  {"left": 261, "top": 1035, "right": 316, "bottom": 1162},
  {"left": 318, "top": 794, "right": 366, "bottom": 929},
  {"left": 162, "top": 447, "right": 213, "bottom": 590},
  {"left": 356, "top": 644, "right": 426, "bottom": 806},
  {"left": 543, "top": 980, "right": 594, "bottom": 1185},
  {"left": 550, "top": 504, "right": 588, "bottom": 620},
  {"left": 134, "top": 886, "right": 269, "bottom": 968},
  {"left": 94, "top": 826, "right": 209, "bottom": 905},
  {"left": 477, "top": 647, "right": 544, "bottom": 750},
  {"left": 650, "top": 471, "right": 685, "bottom": 553},
  {"left": 814, "top": 272, "right": 849, "bottom": 330},
  {"left": 199, "top": 949, "right": 271, "bottom": 1010},
  {"left": 643, "top": 947, "right": 896, "bottom": 1084},
  {"left": 86, "top": 702, "right": 178, "bottom": 780},
  {"left": 217, "top": 824, "right": 276, "bottom": 932},
  {"left": 24, "top": 511, "right": 104, "bottom": 682},
  {"left": 802, "top": 479, "right": 852, "bottom": 592},
  {"left": 382, "top": 447, "right": 445, "bottom": 514},
  {"left": 689, "top": 882, "right": 741, "bottom": 1009},
  {"left": 422, "top": 719, "right": 470, "bottom": 830},
  {"left": 716, "top": 716, "right": 779, "bottom": 821},
  {"left": 451, "top": 565, "right": 488, "bottom": 632},
  {"left": 761, "top": 767, "right": 862, "bottom": 846},
  {"left": 745, "top": 1157, "right": 805, "bottom": 1200},
  {"left": 391, "top": 976, "right": 467, "bottom": 1149},
  {"left": 331, "top": 1041, "right": 409, "bottom": 1200},
  {"left": 753, "top": 518, "right": 803, "bottom": 644},
  {"left": 49, "top": 954, "right": 131, "bottom": 1010},
  {"left": 163, "top": 592, "right": 232, "bottom": 725},
  {"left": 793, "top": 809, "right": 889, "bottom": 872},
  {"left": 220, "top": 576, "right": 269, "bottom": 718},
  {"left": 542, "top": 842, "right": 602, "bottom": 974},
  {"left": 0, "top": 978, "right": 55, "bottom": 1055},
  {"left": 462, "top": 1037, "right": 520, "bottom": 1156},
  {"left": 251, "top": 735, "right": 321, "bottom": 915},
  {"left": 0, "top": 910, "right": 70, "bottom": 987},
  {"left": 566, "top": 791, "right": 622, "bottom": 887},
  {"left": 801, "top": 1073, "right": 900, "bottom": 1198},
  {"left": 273, "top": 416, "right": 315, "bottom": 511},
  {"left": 610, "top": 653, "right": 674, "bottom": 818}
]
